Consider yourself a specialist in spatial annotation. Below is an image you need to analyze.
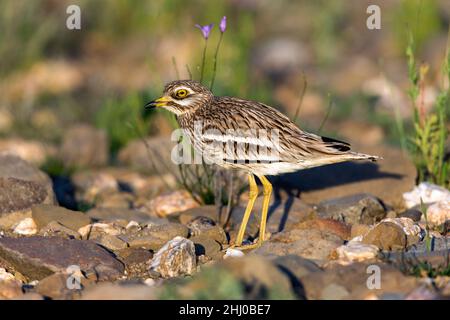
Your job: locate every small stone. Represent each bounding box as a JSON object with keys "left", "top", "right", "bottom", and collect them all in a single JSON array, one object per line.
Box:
[
  {"left": 38, "top": 221, "right": 81, "bottom": 239},
  {"left": 362, "top": 222, "right": 406, "bottom": 251},
  {"left": 139, "top": 190, "right": 199, "bottom": 218},
  {"left": 149, "top": 236, "right": 196, "bottom": 278},
  {"left": 0, "top": 138, "right": 54, "bottom": 167},
  {"left": 35, "top": 272, "right": 78, "bottom": 300},
  {"left": 224, "top": 248, "right": 245, "bottom": 259},
  {"left": 86, "top": 207, "right": 167, "bottom": 224},
  {"left": 95, "top": 191, "right": 135, "bottom": 209},
  {"left": 398, "top": 208, "right": 422, "bottom": 222},
  {"left": 72, "top": 171, "right": 118, "bottom": 204},
  {"left": 187, "top": 216, "right": 228, "bottom": 244},
  {"left": 190, "top": 235, "right": 222, "bottom": 260},
  {"left": 316, "top": 193, "right": 386, "bottom": 225},
  {"left": 403, "top": 182, "right": 450, "bottom": 208},
  {"left": 13, "top": 218, "right": 37, "bottom": 235},
  {"left": 425, "top": 200, "right": 450, "bottom": 228},
  {"left": 123, "top": 222, "right": 189, "bottom": 251},
  {"left": 335, "top": 241, "right": 379, "bottom": 264},
  {"left": 350, "top": 224, "right": 371, "bottom": 238},
  {"left": 178, "top": 206, "right": 219, "bottom": 225},
  {"left": 78, "top": 222, "right": 124, "bottom": 240},
  {"left": 292, "top": 218, "right": 351, "bottom": 240},
  {"left": 32, "top": 204, "right": 91, "bottom": 232},
  {"left": 254, "top": 228, "right": 343, "bottom": 264},
  {"left": 0, "top": 278, "right": 23, "bottom": 299},
  {"left": 95, "top": 234, "right": 128, "bottom": 251}
]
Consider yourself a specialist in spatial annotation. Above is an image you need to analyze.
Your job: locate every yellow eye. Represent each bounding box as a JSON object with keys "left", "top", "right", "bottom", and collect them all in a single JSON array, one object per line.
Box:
[{"left": 175, "top": 89, "right": 188, "bottom": 98}]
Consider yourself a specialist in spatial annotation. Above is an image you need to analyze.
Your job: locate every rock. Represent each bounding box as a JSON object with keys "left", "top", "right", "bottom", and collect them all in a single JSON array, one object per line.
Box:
[
  {"left": 223, "top": 248, "right": 244, "bottom": 259},
  {"left": 86, "top": 207, "right": 167, "bottom": 225},
  {"left": 178, "top": 205, "right": 220, "bottom": 225},
  {"left": 78, "top": 222, "right": 124, "bottom": 240},
  {"left": 72, "top": 171, "right": 118, "bottom": 204},
  {"left": 0, "top": 155, "right": 56, "bottom": 229},
  {"left": 122, "top": 222, "right": 189, "bottom": 251},
  {"left": 13, "top": 218, "right": 37, "bottom": 235},
  {"left": 187, "top": 216, "right": 228, "bottom": 244},
  {"left": 0, "top": 278, "right": 22, "bottom": 299},
  {"left": 362, "top": 222, "right": 407, "bottom": 250},
  {"left": 254, "top": 228, "right": 343, "bottom": 263},
  {"left": 35, "top": 272, "right": 78, "bottom": 300},
  {"left": 0, "top": 236, "right": 124, "bottom": 281},
  {"left": 81, "top": 282, "right": 156, "bottom": 300},
  {"left": 149, "top": 236, "right": 196, "bottom": 278},
  {"left": 316, "top": 193, "right": 386, "bottom": 225},
  {"left": 38, "top": 221, "right": 81, "bottom": 239},
  {"left": 139, "top": 190, "right": 199, "bottom": 218},
  {"left": 334, "top": 241, "right": 379, "bottom": 264},
  {"left": 95, "top": 234, "right": 128, "bottom": 251},
  {"left": 425, "top": 200, "right": 450, "bottom": 228},
  {"left": 95, "top": 191, "right": 135, "bottom": 209},
  {"left": 399, "top": 208, "right": 422, "bottom": 222},
  {"left": 350, "top": 224, "right": 371, "bottom": 238},
  {"left": 403, "top": 182, "right": 450, "bottom": 209},
  {"left": 280, "top": 145, "right": 416, "bottom": 208},
  {"left": 116, "top": 248, "right": 153, "bottom": 278},
  {"left": 291, "top": 218, "right": 351, "bottom": 240},
  {"left": 32, "top": 204, "right": 91, "bottom": 232},
  {"left": 191, "top": 235, "right": 222, "bottom": 260},
  {"left": 59, "top": 124, "right": 109, "bottom": 168},
  {"left": 301, "top": 262, "right": 418, "bottom": 300},
  {"left": 0, "top": 138, "right": 55, "bottom": 166}
]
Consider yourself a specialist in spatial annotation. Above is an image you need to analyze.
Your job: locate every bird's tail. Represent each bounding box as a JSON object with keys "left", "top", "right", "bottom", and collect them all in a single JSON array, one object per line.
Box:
[{"left": 346, "top": 152, "right": 382, "bottom": 162}]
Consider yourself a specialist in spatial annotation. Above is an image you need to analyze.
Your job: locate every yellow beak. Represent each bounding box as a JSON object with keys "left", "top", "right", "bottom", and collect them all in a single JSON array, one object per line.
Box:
[{"left": 145, "top": 96, "right": 171, "bottom": 109}]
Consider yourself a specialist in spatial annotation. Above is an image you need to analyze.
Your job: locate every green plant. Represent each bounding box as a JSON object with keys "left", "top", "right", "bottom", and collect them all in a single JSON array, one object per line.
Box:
[
  {"left": 96, "top": 92, "right": 152, "bottom": 154},
  {"left": 401, "top": 31, "right": 450, "bottom": 187}
]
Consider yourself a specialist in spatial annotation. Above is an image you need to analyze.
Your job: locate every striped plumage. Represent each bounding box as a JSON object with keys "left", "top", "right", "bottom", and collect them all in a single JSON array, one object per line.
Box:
[{"left": 146, "top": 80, "right": 380, "bottom": 249}]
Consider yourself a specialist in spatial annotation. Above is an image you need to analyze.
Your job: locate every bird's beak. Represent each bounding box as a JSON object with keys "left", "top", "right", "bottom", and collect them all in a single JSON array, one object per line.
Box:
[{"left": 144, "top": 96, "right": 171, "bottom": 109}]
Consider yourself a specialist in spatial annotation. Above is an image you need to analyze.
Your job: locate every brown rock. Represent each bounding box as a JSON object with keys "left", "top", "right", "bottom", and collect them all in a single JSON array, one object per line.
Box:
[
  {"left": 350, "top": 224, "right": 371, "bottom": 238},
  {"left": 139, "top": 190, "right": 199, "bottom": 218},
  {"left": 362, "top": 222, "right": 407, "bottom": 251},
  {"left": 32, "top": 204, "right": 91, "bottom": 231},
  {"left": 254, "top": 228, "right": 344, "bottom": 263},
  {"left": 35, "top": 272, "right": 78, "bottom": 300},
  {"left": 292, "top": 218, "right": 351, "bottom": 240},
  {"left": 0, "top": 236, "right": 124, "bottom": 281}
]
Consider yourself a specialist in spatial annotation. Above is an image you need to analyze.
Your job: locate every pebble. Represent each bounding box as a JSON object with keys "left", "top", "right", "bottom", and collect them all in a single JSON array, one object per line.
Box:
[
  {"left": 149, "top": 236, "right": 196, "bottom": 278},
  {"left": 425, "top": 200, "right": 450, "bottom": 228},
  {"left": 335, "top": 241, "right": 379, "bottom": 264},
  {"left": 139, "top": 190, "right": 199, "bottom": 218},
  {"left": 13, "top": 218, "right": 37, "bottom": 235},
  {"left": 403, "top": 182, "right": 450, "bottom": 208},
  {"left": 223, "top": 248, "right": 244, "bottom": 259}
]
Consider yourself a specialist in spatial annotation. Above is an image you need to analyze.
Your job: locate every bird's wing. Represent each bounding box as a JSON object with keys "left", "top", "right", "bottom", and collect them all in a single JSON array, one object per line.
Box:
[{"left": 197, "top": 97, "right": 353, "bottom": 163}]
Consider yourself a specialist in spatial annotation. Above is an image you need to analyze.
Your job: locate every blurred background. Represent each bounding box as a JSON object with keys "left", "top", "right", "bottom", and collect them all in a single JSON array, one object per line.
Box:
[{"left": 0, "top": 0, "right": 448, "bottom": 185}]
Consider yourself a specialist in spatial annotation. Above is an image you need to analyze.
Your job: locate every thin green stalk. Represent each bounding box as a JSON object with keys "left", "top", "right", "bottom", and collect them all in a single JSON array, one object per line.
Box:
[
  {"left": 210, "top": 32, "right": 224, "bottom": 91},
  {"left": 199, "top": 39, "right": 208, "bottom": 84},
  {"left": 318, "top": 94, "right": 334, "bottom": 134}
]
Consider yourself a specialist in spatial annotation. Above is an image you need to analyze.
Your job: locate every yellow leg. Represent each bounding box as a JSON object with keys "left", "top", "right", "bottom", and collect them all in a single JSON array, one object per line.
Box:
[
  {"left": 257, "top": 175, "right": 272, "bottom": 246},
  {"left": 235, "top": 173, "right": 258, "bottom": 246}
]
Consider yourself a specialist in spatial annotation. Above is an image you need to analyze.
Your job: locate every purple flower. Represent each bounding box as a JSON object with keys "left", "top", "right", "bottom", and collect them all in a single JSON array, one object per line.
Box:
[
  {"left": 195, "top": 23, "right": 214, "bottom": 39},
  {"left": 219, "top": 16, "right": 227, "bottom": 33}
]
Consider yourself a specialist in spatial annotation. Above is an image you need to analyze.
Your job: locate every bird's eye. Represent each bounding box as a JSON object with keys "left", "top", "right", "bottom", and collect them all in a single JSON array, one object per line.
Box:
[{"left": 175, "top": 89, "right": 188, "bottom": 98}]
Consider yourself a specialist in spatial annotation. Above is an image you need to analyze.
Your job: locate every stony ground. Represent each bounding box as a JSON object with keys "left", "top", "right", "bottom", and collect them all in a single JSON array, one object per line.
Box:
[{"left": 0, "top": 129, "right": 449, "bottom": 300}]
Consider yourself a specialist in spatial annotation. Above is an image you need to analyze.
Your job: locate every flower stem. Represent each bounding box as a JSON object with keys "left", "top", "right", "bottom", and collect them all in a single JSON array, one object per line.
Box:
[
  {"left": 199, "top": 39, "right": 208, "bottom": 84},
  {"left": 210, "top": 32, "right": 224, "bottom": 91}
]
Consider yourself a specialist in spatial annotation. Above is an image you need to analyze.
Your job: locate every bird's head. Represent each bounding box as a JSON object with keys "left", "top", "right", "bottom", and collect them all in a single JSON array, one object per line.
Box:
[{"left": 145, "top": 80, "right": 213, "bottom": 115}]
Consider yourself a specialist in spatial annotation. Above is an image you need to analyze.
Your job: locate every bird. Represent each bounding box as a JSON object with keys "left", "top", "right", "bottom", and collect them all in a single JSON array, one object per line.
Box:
[{"left": 145, "top": 79, "right": 380, "bottom": 249}]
